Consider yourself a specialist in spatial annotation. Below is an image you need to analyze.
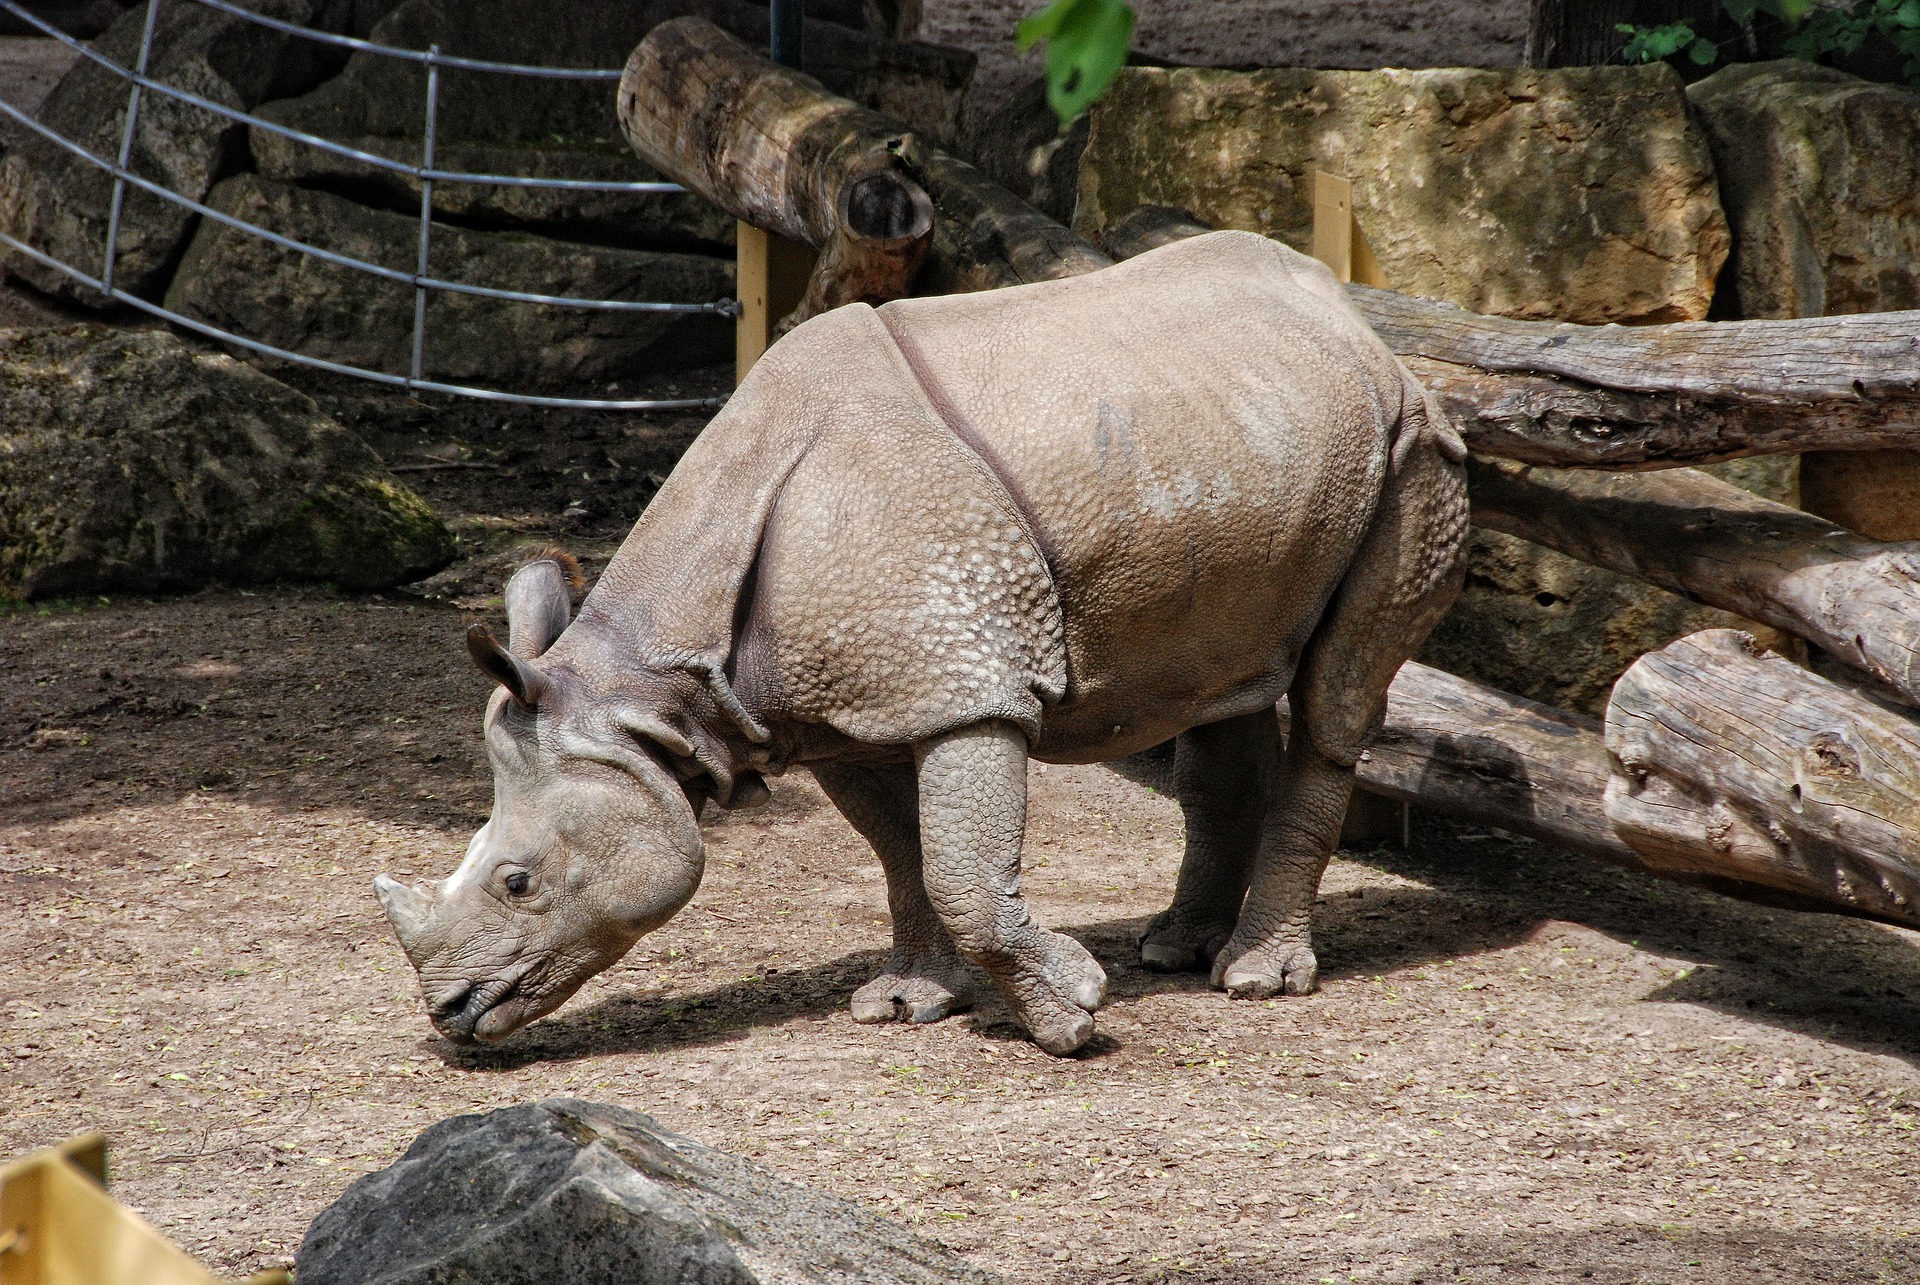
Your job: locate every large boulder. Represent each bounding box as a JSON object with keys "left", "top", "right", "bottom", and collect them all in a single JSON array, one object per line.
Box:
[
  {"left": 295, "top": 1099, "right": 1000, "bottom": 1285},
  {"left": 0, "top": 325, "right": 453, "bottom": 598},
  {"left": 0, "top": 0, "right": 344, "bottom": 305},
  {"left": 162, "top": 175, "right": 734, "bottom": 390},
  {"left": 251, "top": 136, "right": 736, "bottom": 253},
  {"left": 1687, "top": 61, "right": 1920, "bottom": 543},
  {"left": 1687, "top": 60, "right": 1920, "bottom": 320},
  {"left": 1075, "top": 63, "right": 1728, "bottom": 324}
]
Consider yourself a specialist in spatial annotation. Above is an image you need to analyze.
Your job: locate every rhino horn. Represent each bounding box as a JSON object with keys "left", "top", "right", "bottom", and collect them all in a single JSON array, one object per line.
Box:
[
  {"left": 375, "top": 874, "right": 435, "bottom": 953},
  {"left": 467, "top": 623, "right": 545, "bottom": 708}
]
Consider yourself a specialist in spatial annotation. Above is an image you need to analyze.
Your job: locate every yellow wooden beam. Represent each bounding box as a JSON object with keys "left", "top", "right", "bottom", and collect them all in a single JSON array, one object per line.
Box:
[
  {"left": 735, "top": 221, "right": 818, "bottom": 384},
  {"left": 0, "top": 1136, "right": 286, "bottom": 1285}
]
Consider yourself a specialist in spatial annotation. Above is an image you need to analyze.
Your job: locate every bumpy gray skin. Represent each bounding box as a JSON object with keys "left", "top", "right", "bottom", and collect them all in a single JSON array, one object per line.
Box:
[{"left": 375, "top": 231, "right": 1469, "bottom": 1056}]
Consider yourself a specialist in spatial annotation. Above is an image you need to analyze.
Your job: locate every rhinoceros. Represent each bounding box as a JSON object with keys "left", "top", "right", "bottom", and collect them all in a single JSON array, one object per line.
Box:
[{"left": 375, "top": 230, "right": 1468, "bottom": 1056}]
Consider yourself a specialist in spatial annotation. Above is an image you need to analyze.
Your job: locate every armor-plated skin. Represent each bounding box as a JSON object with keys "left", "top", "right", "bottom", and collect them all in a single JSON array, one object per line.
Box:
[{"left": 376, "top": 231, "right": 1470, "bottom": 1055}]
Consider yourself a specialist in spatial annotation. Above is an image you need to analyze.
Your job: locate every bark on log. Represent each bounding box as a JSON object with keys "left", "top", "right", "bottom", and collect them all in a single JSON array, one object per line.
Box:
[
  {"left": 1605, "top": 629, "right": 1920, "bottom": 927},
  {"left": 1466, "top": 457, "right": 1920, "bottom": 708},
  {"left": 1285, "top": 659, "right": 1920, "bottom": 928},
  {"left": 1359, "top": 288, "right": 1920, "bottom": 469},
  {"left": 617, "top": 16, "right": 1108, "bottom": 300},
  {"left": 1097, "top": 207, "right": 1920, "bottom": 470},
  {"left": 1342, "top": 661, "right": 1644, "bottom": 871}
]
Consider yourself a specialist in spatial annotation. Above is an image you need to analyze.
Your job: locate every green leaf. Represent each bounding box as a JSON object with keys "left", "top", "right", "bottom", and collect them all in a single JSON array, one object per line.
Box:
[
  {"left": 1721, "top": 0, "right": 1760, "bottom": 23},
  {"left": 1891, "top": 0, "right": 1920, "bottom": 28},
  {"left": 1619, "top": 20, "right": 1697, "bottom": 62},
  {"left": 1019, "top": 0, "right": 1136, "bottom": 126},
  {"left": 1688, "top": 35, "right": 1721, "bottom": 62}
]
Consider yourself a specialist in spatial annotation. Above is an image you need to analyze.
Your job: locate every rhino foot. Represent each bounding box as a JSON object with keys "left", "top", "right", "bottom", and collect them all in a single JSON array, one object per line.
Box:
[
  {"left": 1211, "top": 934, "right": 1319, "bottom": 999},
  {"left": 851, "top": 952, "right": 978, "bottom": 1025},
  {"left": 999, "top": 930, "right": 1107, "bottom": 1056},
  {"left": 1137, "top": 908, "right": 1235, "bottom": 973}
]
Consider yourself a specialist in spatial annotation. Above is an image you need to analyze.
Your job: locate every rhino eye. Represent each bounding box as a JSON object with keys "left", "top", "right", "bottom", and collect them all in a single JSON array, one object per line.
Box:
[{"left": 504, "top": 872, "right": 531, "bottom": 897}]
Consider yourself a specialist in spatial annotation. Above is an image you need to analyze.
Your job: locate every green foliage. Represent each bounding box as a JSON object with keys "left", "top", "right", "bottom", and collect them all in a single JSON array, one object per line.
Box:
[
  {"left": 1016, "top": 0, "right": 1137, "bottom": 127},
  {"left": 1780, "top": 0, "right": 1920, "bottom": 79},
  {"left": 1619, "top": 0, "right": 1920, "bottom": 85},
  {"left": 1617, "top": 20, "right": 1718, "bottom": 64}
]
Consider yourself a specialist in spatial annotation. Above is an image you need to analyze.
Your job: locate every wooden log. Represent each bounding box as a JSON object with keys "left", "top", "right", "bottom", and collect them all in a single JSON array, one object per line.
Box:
[
  {"left": 617, "top": 16, "right": 1108, "bottom": 301},
  {"left": 1341, "top": 661, "right": 1645, "bottom": 872},
  {"left": 1605, "top": 629, "right": 1920, "bottom": 927},
  {"left": 1096, "top": 207, "right": 1920, "bottom": 470},
  {"left": 1465, "top": 457, "right": 1920, "bottom": 708},
  {"left": 1357, "top": 288, "right": 1920, "bottom": 469}
]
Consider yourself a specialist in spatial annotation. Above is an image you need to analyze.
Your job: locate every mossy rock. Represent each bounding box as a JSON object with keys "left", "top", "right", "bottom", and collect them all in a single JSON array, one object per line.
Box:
[{"left": 0, "top": 324, "right": 454, "bottom": 598}]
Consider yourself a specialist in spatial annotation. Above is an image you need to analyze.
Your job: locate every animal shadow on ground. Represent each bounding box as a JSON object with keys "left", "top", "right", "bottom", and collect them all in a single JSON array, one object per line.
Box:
[
  {"left": 437, "top": 883, "right": 1543, "bottom": 1070},
  {"left": 1357, "top": 816, "right": 1920, "bottom": 1067}
]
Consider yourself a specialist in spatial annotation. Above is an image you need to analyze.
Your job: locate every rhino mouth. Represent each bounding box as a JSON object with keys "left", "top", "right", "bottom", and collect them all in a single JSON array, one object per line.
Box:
[{"left": 430, "top": 973, "right": 525, "bottom": 1044}]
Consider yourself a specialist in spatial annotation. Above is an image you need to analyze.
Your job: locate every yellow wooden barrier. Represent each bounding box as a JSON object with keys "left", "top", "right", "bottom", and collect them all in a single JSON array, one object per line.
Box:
[
  {"left": 0, "top": 1136, "right": 286, "bottom": 1285},
  {"left": 734, "top": 221, "right": 818, "bottom": 384}
]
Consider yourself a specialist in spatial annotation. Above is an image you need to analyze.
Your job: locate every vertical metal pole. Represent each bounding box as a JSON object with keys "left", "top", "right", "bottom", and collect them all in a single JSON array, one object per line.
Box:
[
  {"left": 769, "top": 0, "right": 802, "bottom": 68},
  {"left": 408, "top": 44, "right": 440, "bottom": 393},
  {"left": 101, "top": 0, "right": 163, "bottom": 297}
]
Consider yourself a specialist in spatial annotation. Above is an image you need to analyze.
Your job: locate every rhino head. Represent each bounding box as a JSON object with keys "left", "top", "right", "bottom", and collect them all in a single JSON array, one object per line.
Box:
[{"left": 374, "top": 556, "right": 760, "bottom": 1044}]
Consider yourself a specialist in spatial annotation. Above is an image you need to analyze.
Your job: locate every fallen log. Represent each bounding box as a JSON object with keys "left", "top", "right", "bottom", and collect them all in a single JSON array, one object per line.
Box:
[
  {"left": 1096, "top": 206, "right": 1920, "bottom": 470},
  {"left": 1466, "top": 457, "right": 1920, "bottom": 708},
  {"left": 1284, "top": 659, "right": 1920, "bottom": 928},
  {"left": 1605, "top": 630, "right": 1920, "bottom": 927},
  {"left": 616, "top": 16, "right": 1108, "bottom": 302},
  {"left": 1341, "top": 661, "right": 1641, "bottom": 871}
]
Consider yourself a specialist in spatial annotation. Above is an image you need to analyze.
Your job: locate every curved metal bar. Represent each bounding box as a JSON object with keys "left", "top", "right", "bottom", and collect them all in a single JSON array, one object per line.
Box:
[
  {"left": 0, "top": 227, "right": 729, "bottom": 410},
  {"left": 0, "top": 98, "right": 735, "bottom": 315},
  {"left": 189, "top": 0, "right": 626, "bottom": 77},
  {"left": 0, "top": 0, "right": 679, "bottom": 192}
]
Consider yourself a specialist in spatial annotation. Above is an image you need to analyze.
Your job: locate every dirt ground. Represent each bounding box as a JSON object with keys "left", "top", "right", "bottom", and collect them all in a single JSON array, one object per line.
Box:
[{"left": 5, "top": 366, "right": 1920, "bottom": 1285}]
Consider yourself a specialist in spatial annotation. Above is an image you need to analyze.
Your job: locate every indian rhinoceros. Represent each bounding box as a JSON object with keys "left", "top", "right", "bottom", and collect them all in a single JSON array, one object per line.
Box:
[{"left": 375, "top": 230, "right": 1469, "bottom": 1056}]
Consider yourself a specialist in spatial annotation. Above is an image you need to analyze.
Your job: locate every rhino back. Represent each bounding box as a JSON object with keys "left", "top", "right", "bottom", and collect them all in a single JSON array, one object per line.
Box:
[{"left": 874, "top": 231, "right": 1406, "bottom": 759}]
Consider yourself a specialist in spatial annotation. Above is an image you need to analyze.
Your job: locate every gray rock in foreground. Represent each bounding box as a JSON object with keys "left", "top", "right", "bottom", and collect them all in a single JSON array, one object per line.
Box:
[
  {"left": 0, "top": 325, "right": 453, "bottom": 598},
  {"left": 295, "top": 1099, "right": 1001, "bottom": 1285}
]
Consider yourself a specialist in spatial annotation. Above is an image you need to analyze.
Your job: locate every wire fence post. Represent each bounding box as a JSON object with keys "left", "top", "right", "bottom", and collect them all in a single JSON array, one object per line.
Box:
[
  {"left": 407, "top": 43, "right": 440, "bottom": 393},
  {"left": 100, "top": 0, "right": 163, "bottom": 296}
]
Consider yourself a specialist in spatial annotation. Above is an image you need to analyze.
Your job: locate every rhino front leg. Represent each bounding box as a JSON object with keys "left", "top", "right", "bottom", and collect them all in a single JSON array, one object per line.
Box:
[
  {"left": 916, "top": 720, "right": 1107, "bottom": 1055},
  {"left": 1139, "top": 709, "right": 1280, "bottom": 972},
  {"left": 812, "top": 761, "right": 979, "bottom": 1024}
]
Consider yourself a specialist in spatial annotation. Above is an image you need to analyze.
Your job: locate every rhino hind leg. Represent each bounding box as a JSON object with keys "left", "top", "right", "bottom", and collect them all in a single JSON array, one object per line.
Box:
[
  {"left": 811, "top": 761, "right": 980, "bottom": 1025},
  {"left": 1213, "top": 387, "right": 1470, "bottom": 1000},
  {"left": 1211, "top": 729, "right": 1354, "bottom": 997},
  {"left": 916, "top": 720, "right": 1108, "bottom": 1055},
  {"left": 1139, "top": 708, "right": 1281, "bottom": 972}
]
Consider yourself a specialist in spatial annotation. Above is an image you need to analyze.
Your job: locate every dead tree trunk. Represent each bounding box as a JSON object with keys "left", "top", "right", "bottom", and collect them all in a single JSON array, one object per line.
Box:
[
  {"left": 1524, "top": 0, "right": 1727, "bottom": 67},
  {"left": 1095, "top": 207, "right": 1920, "bottom": 470},
  {"left": 1466, "top": 457, "right": 1920, "bottom": 708},
  {"left": 1606, "top": 630, "right": 1920, "bottom": 926},
  {"left": 1339, "top": 662, "right": 1644, "bottom": 871},
  {"left": 617, "top": 16, "right": 1108, "bottom": 301}
]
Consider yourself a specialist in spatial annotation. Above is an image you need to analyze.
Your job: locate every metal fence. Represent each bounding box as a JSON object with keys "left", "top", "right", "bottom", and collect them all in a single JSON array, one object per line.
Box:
[{"left": 0, "top": 0, "right": 736, "bottom": 410}]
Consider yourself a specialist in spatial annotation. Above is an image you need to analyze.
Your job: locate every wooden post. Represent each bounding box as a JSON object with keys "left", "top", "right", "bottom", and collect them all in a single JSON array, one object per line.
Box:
[
  {"left": 1309, "top": 171, "right": 1389, "bottom": 290},
  {"left": 734, "top": 221, "right": 817, "bottom": 384}
]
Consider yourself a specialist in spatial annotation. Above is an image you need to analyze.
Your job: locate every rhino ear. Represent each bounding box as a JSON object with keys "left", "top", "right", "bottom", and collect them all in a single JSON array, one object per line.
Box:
[
  {"left": 504, "top": 553, "right": 579, "bottom": 659},
  {"left": 468, "top": 623, "right": 544, "bottom": 708}
]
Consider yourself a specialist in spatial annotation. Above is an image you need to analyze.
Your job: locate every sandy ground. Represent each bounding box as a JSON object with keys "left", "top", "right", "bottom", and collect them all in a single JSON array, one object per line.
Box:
[{"left": 4, "top": 379, "right": 1919, "bottom": 1284}]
